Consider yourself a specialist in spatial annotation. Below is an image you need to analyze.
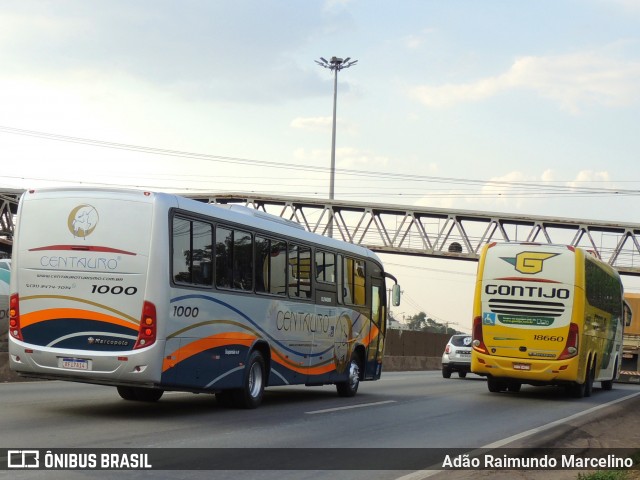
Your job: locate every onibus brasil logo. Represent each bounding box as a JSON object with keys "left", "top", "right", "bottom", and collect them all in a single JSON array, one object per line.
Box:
[
  {"left": 68, "top": 205, "right": 99, "bottom": 239},
  {"left": 500, "top": 251, "right": 558, "bottom": 274}
]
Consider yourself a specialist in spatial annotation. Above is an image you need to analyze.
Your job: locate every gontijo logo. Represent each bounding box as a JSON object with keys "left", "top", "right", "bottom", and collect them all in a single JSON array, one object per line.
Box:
[
  {"left": 68, "top": 205, "right": 99, "bottom": 238},
  {"left": 500, "top": 251, "right": 559, "bottom": 274}
]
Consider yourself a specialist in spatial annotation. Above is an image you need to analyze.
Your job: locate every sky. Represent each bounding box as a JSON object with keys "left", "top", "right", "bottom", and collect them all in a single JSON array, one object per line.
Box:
[{"left": 1, "top": 0, "right": 640, "bottom": 332}]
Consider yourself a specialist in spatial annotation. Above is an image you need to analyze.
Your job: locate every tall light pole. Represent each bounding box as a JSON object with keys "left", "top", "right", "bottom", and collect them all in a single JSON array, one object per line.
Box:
[
  {"left": 315, "top": 56, "right": 357, "bottom": 237},
  {"left": 315, "top": 56, "right": 358, "bottom": 202}
]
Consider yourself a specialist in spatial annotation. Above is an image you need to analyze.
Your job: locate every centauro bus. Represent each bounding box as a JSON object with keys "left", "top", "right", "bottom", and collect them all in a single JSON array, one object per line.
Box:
[
  {"left": 8, "top": 188, "right": 400, "bottom": 408},
  {"left": 471, "top": 242, "right": 624, "bottom": 398}
]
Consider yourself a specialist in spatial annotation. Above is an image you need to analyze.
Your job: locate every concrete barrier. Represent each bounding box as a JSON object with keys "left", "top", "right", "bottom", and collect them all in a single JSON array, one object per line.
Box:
[{"left": 383, "top": 355, "right": 441, "bottom": 372}]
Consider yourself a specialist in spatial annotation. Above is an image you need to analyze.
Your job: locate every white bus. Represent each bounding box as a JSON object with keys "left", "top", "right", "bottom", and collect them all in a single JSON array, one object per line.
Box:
[
  {"left": 0, "top": 258, "right": 9, "bottom": 338},
  {"left": 8, "top": 188, "right": 400, "bottom": 408}
]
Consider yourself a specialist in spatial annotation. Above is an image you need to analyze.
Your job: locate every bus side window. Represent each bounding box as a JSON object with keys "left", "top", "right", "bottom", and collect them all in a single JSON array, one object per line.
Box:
[
  {"left": 215, "top": 227, "right": 233, "bottom": 289},
  {"left": 255, "top": 236, "right": 286, "bottom": 296},
  {"left": 172, "top": 216, "right": 213, "bottom": 287},
  {"left": 215, "top": 226, "right": 253, "bottom": 291},
  {"left": 233, "top": 229, "right": 253, "bottom": 291},
  {"left": 288, "top": 244, "right": 311, "bottom": 299},
  {"left": 341, "top": 256, "right": 366, "bottom": 306},
  {"left": 315, "top": 250, "right": 336, "bottom": 284}
]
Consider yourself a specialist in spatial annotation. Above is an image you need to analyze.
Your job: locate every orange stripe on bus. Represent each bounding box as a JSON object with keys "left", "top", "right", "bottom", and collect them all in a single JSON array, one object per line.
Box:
[
  {"left": 270, "top": 349, "right": 336, "bottom": 376},
  {"left": 162, "top": 332, "right": 257, "bottom": 372},
  {"left": 20, "top": 308, "right": 138, "bottom": 331}
]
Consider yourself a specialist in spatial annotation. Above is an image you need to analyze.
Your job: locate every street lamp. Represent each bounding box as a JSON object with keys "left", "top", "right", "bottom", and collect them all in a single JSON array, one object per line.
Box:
[{"left": 315, "top": 56, "right": 358, "bottom": 202}]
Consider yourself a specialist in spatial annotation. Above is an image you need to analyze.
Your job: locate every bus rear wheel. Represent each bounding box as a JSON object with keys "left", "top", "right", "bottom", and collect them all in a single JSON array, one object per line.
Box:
[
  {"left": 232, "top": 350, "right": 265, "bottom": 409},
  {"left": 487, "top": 378, "right": 506, "bottom": 393},
  {"left": 601, "top": 359, "right": 617, "bottom": 391},
  {"left": 117, "top": 386, "right": 164, "bottom": 402},
  {"left": 568, "top": 359, "right": 595, "bottom": 398}
]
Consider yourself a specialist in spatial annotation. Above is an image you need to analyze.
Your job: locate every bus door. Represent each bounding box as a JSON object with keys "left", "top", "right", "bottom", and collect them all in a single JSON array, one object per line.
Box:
[{"left": 365, "top": 277, "right": 386, "bottom": 380}]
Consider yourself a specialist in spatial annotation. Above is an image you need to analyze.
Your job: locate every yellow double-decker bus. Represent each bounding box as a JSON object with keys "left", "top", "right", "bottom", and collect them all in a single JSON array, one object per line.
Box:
[{"left": 471, "top": 242, "right": 624, "bottom": 398}]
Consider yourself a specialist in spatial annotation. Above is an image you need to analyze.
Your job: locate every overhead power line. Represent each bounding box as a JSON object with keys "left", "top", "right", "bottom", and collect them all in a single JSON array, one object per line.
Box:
[{"left": 1, "top": 125, "right": 639, "bottom": 197}]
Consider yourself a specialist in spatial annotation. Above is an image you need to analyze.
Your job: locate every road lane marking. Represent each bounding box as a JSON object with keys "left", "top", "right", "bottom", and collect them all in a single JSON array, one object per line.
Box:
[
  {"left": 394, "top": 390, "right": 640, "bottom": 480},
  {"left": 305, "top": 400, "right": 396, "bottom": 414},
  {"left": 482, "top": 390, "right": 640, "bottom": 449}
]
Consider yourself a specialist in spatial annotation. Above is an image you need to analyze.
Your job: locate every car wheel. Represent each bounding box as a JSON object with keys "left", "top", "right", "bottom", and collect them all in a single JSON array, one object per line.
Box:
[
  {"left": 458, "top": 371, "right": 467, "bottom": 379},
  {"left": 442, "top": 367, "right": 452, "bottom": 379}
]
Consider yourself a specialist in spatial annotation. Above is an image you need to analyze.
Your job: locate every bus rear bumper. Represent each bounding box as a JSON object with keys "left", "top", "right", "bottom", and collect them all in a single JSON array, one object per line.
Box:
[
  {"left": 471, "top": 353, "right": 579, "bottom": 385},
  {"left": 8, "top": 339, "right": 163, "bottom": 385}
]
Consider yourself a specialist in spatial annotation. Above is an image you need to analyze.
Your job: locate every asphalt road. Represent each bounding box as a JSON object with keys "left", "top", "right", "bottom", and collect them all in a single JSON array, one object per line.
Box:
[{"left": 2, "top": 371, "right": 639, "bottom": 480}]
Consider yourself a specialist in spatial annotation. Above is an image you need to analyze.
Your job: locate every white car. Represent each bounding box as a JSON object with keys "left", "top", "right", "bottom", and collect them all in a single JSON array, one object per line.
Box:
[{"left": 441, "top": 334, "right": 472, "bottom": 378}]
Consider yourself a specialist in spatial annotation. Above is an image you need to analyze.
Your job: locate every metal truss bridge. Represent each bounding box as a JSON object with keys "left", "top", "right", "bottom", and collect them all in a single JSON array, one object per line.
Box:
[{"left": 2, "top": 189, "right": 640, "bottom": 275}]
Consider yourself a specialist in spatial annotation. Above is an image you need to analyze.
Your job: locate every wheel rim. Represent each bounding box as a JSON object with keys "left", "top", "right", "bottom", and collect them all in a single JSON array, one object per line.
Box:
[
  {"left": 348, "top": 359, "right": 360, "bottom": 390},
  {"left": 248, "top": 362, "right": 263, "bottom": 398}
]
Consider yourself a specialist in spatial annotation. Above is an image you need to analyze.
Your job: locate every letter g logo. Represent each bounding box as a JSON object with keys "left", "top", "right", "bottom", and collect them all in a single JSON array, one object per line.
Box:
[{"left": 513, "top": 252, "right": 558, "bottom": 274}]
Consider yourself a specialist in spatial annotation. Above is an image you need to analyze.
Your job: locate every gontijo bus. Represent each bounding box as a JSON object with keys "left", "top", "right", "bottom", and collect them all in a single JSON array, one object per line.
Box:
[
  {"left": 8, "top": 188, "right": 400, "bottom": 408},
  {"left": 471, "top": 242, "right": 624, "bottom": 397}
]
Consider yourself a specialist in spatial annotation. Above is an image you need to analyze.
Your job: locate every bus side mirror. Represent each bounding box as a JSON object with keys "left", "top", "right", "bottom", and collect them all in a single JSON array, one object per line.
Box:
[{"left": 392, "top": 284, "right": 401, "bottom": 306}]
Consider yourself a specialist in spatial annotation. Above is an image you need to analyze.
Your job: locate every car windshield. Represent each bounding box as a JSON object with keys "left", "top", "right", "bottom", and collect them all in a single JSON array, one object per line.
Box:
[{"left": 450, "top": 336, "right": 471, "bottom": 347}]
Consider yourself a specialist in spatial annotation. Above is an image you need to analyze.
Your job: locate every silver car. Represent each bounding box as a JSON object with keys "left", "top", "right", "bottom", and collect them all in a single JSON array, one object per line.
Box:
[{"left": 441, "top": 334, "right": 472, "bottom": 378}]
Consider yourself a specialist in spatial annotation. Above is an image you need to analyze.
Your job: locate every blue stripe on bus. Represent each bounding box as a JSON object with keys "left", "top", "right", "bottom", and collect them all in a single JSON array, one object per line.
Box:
[{"left": 170, "top": 294, "right": 338, "bottom": 358}]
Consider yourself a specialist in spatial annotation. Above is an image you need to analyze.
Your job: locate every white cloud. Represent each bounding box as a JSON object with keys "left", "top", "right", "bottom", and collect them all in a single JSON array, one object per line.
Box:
[
  {"left": 290, "top": 116, "right": 332, "bottom": 131},
  {"left": 541, "top": 169, "right": 555, "bottom": 183},
  {"left": 403, "top": 28, "right": 436, "bottom": 50},
  {"left": 294, "top": 146, "right": 389, "bottom": 169},
  {"left": 566, "top": 170, "right": 612, "bottom": 189},
  {"left": 409, "top": 49, "right": 640, "bottom": 112},
  {"left": 608, "top": 0, "right": 640, "bottom": 12},
  {"left": 290, "top": 116, "right": 357, "bottom": 135}
]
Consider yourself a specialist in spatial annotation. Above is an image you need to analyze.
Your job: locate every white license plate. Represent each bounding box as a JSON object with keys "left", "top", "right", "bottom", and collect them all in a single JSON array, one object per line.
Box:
[
  {"left": 61, "top": 358, "right": 90, "bottom": 370},
  {"left": 513, "top": 363, "right": 531, "bottom": 371}
]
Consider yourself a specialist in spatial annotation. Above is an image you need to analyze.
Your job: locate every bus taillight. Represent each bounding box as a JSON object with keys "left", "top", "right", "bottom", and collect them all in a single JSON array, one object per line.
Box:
[
  {"left": 558, "top": 322, "right": 579, "bottom": 360},
  {"left": 472, "top": 315, "right": 487, "bottom": 354},
  {"left": 134, "top": 301, "right": 157, "bottom": 349},
  {"left": 9, "top": 293, "right": 23, "bottom": 341}
]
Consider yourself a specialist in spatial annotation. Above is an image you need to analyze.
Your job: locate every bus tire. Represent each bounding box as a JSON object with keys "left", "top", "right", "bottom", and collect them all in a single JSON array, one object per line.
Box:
[
  {"left": 233, "top": 350, "right": 265, "bottom": 409},
  {"left": 584, "top": 360, "right": 595, "bottom": 398},
  {"left": 117, "top": 386, "right": 137, "bottom": 401},
  {"left": 133, "top": 387, "right": 164, "bottom": 402},
  {"left": 216, "top": 390, "right": 235, "bottom": 408},
  {"left": 507, "top": 383, "right": 521, "bottom": 393},
  {"left": 601, "top": 359, "right": 617, "bottom": 391},
  {"left": 336, "top": 353, "right": 362, "bottom": 397},
  {"left": 487, "top": 378, "right": 505, "bottom": 393},
  {"left": 569, "top": 359, "right": 595, "bottom": 398}
]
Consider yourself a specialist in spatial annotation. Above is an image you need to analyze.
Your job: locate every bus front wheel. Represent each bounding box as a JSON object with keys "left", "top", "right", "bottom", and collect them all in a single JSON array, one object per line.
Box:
[{"left": 336, "top": 353, "right": 362, "bottom": 397}]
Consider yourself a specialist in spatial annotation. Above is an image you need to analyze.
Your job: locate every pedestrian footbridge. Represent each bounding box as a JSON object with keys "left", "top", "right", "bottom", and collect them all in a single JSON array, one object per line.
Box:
[{"left": 2, "top": 189, "right": 640, "bottom": 275}]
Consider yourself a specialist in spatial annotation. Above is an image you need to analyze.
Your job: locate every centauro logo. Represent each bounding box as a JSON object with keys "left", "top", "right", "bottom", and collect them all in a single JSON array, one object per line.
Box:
[
  {"left": 68, "top": 205, "right": 99, "bottom": 238},
  {"left": 500, "top": 251, "right": 559, "bottom": 274}
]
